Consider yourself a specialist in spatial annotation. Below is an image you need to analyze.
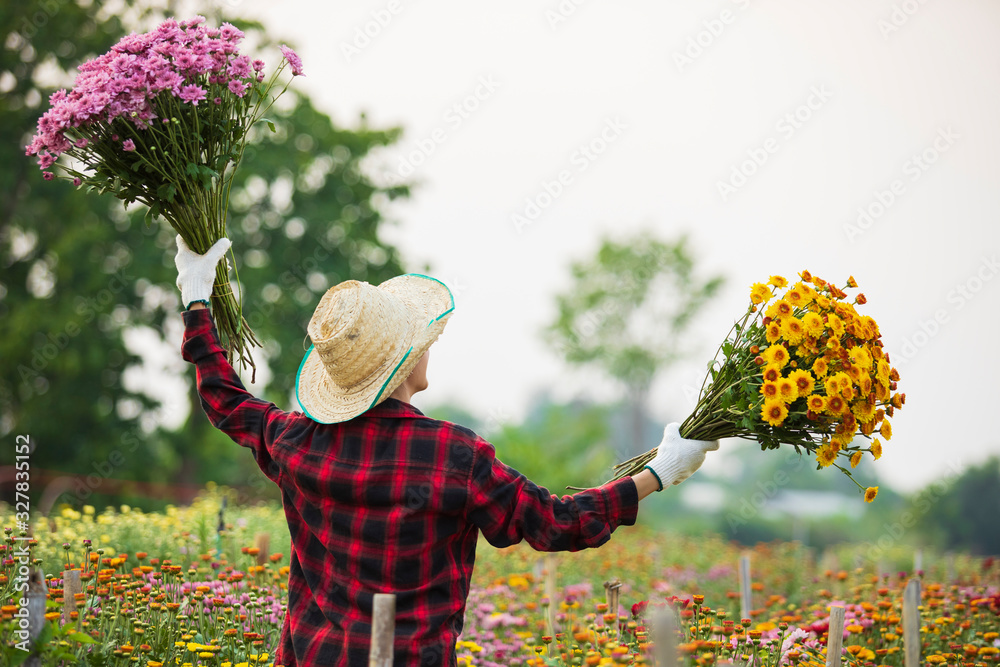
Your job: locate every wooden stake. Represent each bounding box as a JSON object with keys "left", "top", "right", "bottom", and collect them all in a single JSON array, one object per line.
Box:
[
  {"left": 369, "top": 593, "right": 395, "bottom": 667},
  {"left": 652, "top": 605, "right": 679, "bottom": 667},
  {"left": 825, "top": 605, "right": 845, "bottom": 667},
  {"left": 25, "top": 567, "right": 48, "bottom": 667},
  {"left": 913, "top": 549, "right": 923, "bottom": 576},
  {"left": 903, "top": 579, "right": 922, "bottom": 667},
  {"left": 62, "top": 569, "right": 82, "bottom": 624},
  {"left": 739, "top": 554, "right": 752, "bottom": 620},
  {"left": 254, "top": 532, "right": 270, "bottom": 566},
  {"left": 604, "top": 578, "right": 622, "bottom": 638}
]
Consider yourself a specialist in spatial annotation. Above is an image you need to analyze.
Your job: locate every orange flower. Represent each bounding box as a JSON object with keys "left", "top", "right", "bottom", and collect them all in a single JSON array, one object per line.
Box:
[
  {"left": 864, "top": 486, "right": 879, "bottom": 503},
  {"left": 762, "top": 365, "right": 781, "bottom": 383},
  {"left": 880, "top": 419, "right": 892, "bottom": 440}
]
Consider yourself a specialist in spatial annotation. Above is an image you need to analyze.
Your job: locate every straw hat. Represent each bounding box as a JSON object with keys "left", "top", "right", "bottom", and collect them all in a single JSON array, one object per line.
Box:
[{"left": 295, "top": 274, "right": 454, "bottom": 424}]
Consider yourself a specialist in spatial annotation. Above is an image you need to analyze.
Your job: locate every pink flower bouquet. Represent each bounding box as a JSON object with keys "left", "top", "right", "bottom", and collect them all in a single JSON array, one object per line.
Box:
[{"left": 25, "top": 16, "right": 305, "bottom": 374}]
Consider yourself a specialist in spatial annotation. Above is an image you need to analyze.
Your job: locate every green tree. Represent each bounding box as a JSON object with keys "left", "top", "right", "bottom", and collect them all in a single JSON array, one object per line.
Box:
[
  {"left": 1, "top": 1, "right": 409, "bottom": 508},
  {"left": 544, "top": 232, "right": 723, "bottom": 455},
  {"left": 919, "top": 456, "right": 1000, "bottom": 556}
]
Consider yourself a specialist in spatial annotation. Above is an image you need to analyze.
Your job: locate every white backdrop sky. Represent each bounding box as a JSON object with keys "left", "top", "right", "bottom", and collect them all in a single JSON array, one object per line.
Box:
[{"left": 195, "top": 0, "right": 999, "bottom": 492}]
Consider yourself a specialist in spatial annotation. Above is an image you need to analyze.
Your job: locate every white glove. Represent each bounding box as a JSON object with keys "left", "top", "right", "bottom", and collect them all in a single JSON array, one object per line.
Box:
[
  {"left": 174, "top": 235, "right": 232, "bottom": 309},
  {"left": 644, "top": 423, "right": 720, "bottom": 491}
]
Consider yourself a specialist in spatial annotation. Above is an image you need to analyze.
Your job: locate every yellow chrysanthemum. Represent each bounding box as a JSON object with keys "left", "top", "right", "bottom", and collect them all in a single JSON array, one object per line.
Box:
[
  {"left": 876, "top": 359, "right": 891, "bottom": 385},
  {"left": 806, "top": 394, "right": 827, "bottom": 413},
  {"left": 780, "top": 317, "right": 805, "bottom": 345},
  {"left": 864, "top": 486, "right": 879, "bottom": 503},
  {"left": 786, "top": 283, "right": 810, "bottom": 308},
  {"left": 833, "top": 371, "right": 852, "bottom": 393},
  {"left": 850, "top": 451, "right": 862, "bottom": 468},
  {"left": 760, "top": 381, "right": 780, "bottom": 400},
  {"left": 852, "top": 400, "right": 877, "bottom": 424},
  {"left": 777, "top": 378, "right": 796, "bottom": 402},
  {"left": 880, "top": 419, "right": 892, "bottom": 440},
  {"left": 826, "top": 395, "right": 847, "bottom": 415},
  {"left": 870, "top": 438, "right": 883, "bottom": 460},
  {"left": 765, "top": 322, "right": 781, "bottom": 343},
  {"left": 861, "top": 315, "right": 879, "bottom": 339},
  {"left": 750, "top": 282, "right": 773, "bottom": 304},
  {"left": 848, "top": 346, "right": 872, "bottom": 371},
  {"left": 801, "top": 311, "right": 823, "bottom": 337},
  {"left": 811, "top": 357, "right": 829, "bottom": 377},
  {"left": 816, "top": 444, "right": 838, "bottom": 468},
  {"left": 761, "top": 344, "right": 790, "bottom": 369},
  {"left": 788, "top": 369, "right": 815, "bottom": 398},
  {"left": 827, "top": 313, "right": 844, "bottom": 337},
  {"left": 768, "top": 275, "right": 788, "bottom": 288},
  {"left": 766, "top": 300, "right": 794, "bottom": 320},
  {"left": 761, "top": 399, "right": 789, "bottom": 427},
  {"left": 762, "top": 365, "right": 781, "bottom": 383}
]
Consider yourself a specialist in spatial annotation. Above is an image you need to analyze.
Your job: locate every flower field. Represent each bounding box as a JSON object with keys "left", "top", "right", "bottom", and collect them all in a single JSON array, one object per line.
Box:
[{"left": 2, "top": 487, "right": 998, "bottom": 666}]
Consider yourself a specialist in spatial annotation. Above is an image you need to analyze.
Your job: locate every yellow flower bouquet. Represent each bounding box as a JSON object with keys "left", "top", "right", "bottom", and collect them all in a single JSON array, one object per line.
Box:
[{"left": 610, "top": 271, "right": 904, "bottom": 501}]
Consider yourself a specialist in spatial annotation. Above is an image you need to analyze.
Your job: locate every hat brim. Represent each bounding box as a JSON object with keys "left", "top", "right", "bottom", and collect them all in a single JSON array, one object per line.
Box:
[{"left": 295, "top": 274, "right": 454, "bottom": 424}]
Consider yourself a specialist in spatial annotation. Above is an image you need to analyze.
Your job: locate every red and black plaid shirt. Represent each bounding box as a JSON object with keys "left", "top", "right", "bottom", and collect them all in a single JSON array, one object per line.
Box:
[{"left": 181, "top": 308, "right": 639, "bottom": 666}]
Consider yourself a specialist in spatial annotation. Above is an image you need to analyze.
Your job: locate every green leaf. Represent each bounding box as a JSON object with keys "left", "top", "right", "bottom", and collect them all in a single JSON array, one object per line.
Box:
[
  {"left": 263, "top": 118, "right": 277, "bottom": 133},
  {"left": 66, "top": 632, "right": 98, "bottom": 644},
  {"left": 6, "top": 648, "right": 29, "bottom": 667}
]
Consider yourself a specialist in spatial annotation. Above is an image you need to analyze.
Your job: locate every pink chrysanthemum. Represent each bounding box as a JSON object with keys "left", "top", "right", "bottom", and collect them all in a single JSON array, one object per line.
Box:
[
  {"left": 122, "top": 139, "right": 136, "bottom": 151},
  {"left": 178, "top": 84, "right": 206, "bottom": 105},
  {"left": 279, "top": 44, "right": 304, "bottom": 76}
]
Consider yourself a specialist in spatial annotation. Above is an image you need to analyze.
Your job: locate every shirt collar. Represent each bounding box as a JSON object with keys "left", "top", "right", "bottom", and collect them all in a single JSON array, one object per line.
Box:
[{"left": 362, "top": 398, "right": 427, "bottom": 419}]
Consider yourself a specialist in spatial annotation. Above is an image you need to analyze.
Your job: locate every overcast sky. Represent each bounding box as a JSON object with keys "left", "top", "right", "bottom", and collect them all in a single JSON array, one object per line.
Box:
[{"left": 204, "top": 0, "right": 1000, "bottom": 493}]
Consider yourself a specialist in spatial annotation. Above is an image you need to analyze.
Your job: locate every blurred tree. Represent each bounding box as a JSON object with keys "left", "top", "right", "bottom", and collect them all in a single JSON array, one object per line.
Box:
[
  {"left": 486, "top": 396, "right": 615, "bottom": 494},
  {"left": 544, "top": 232, "right": 723, "bottom": 456},
  {"left": 0, "top": 1, "right": 409, "bottom": 507},
  {"left": 919, "top": 456, "right": 1000, "bottom": 556}
]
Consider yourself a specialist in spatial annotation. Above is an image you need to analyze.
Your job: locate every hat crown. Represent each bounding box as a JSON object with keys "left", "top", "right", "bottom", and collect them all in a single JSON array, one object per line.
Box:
[{"left": 307, "top": 281, "right": 410, "bottom": 390}]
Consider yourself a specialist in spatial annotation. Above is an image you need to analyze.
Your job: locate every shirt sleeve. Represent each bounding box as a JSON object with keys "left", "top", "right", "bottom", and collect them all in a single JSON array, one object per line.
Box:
[
  {"left": 464, "top": 436, "right": 638, "bottom": 552},
  {"left": 180, "top": 308, "right": 287, "bottom": 485}
]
